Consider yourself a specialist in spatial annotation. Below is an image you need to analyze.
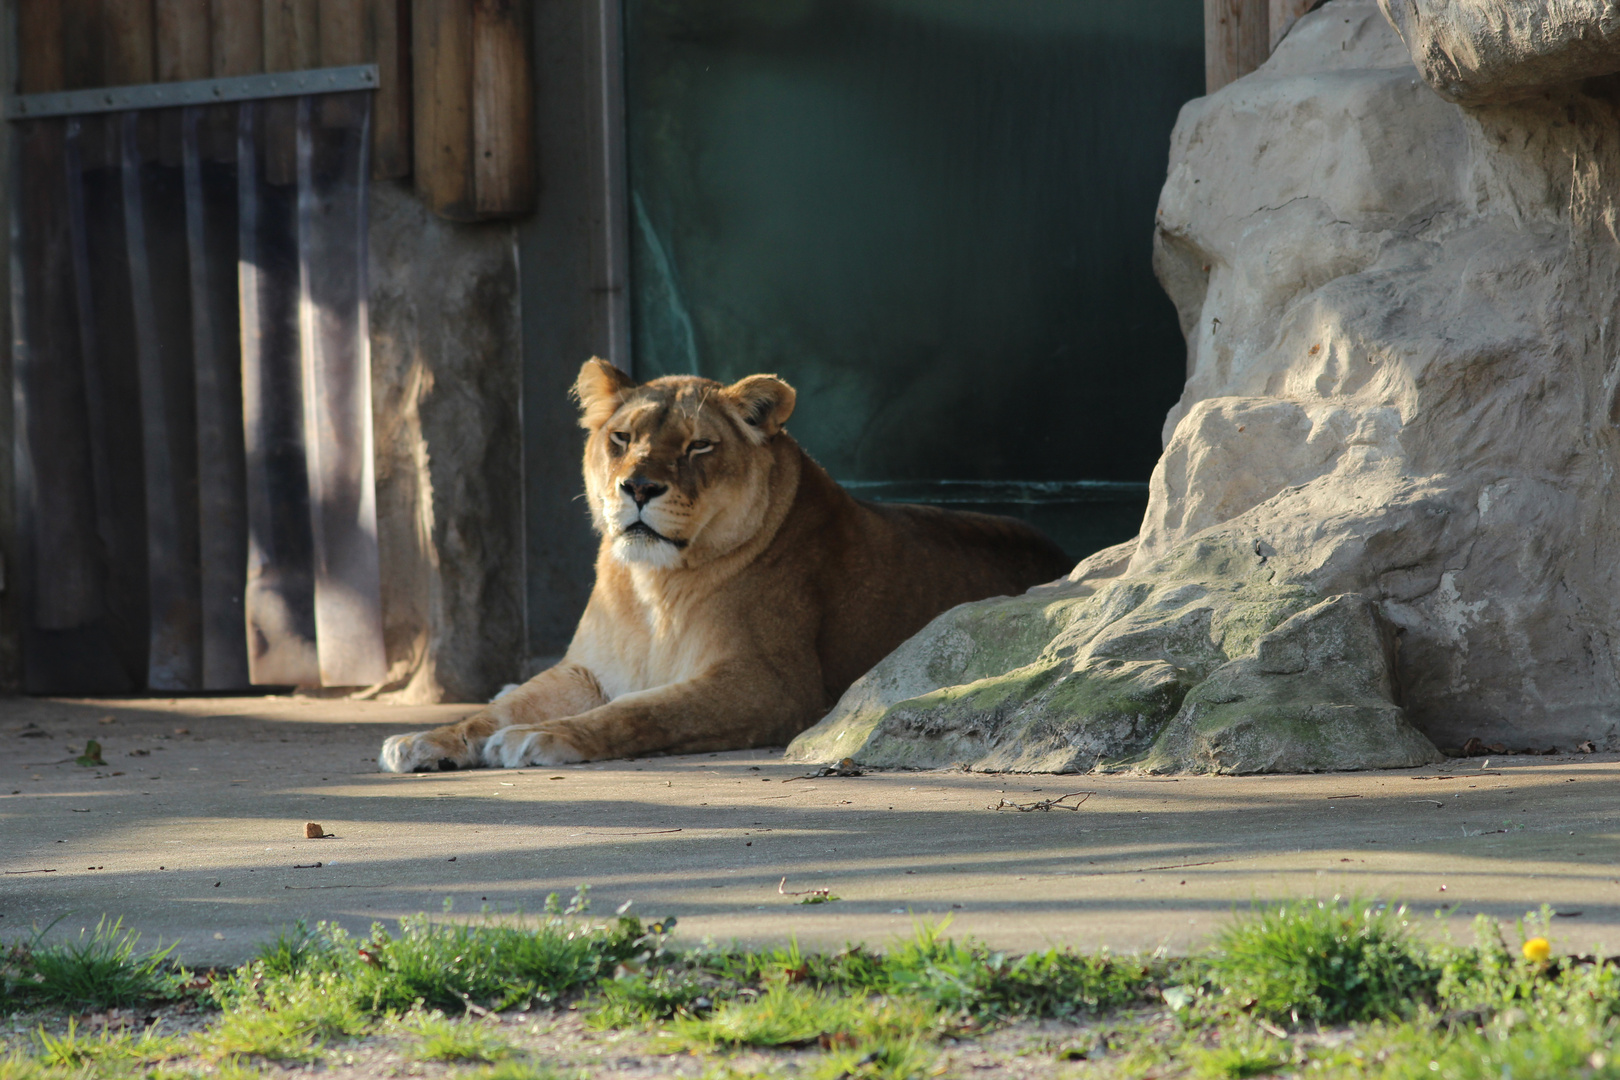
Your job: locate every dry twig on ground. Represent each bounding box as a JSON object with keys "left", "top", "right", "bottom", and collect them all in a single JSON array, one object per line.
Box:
[{"left": 988, "top": 791, "right": 1095, "bottom": 812}]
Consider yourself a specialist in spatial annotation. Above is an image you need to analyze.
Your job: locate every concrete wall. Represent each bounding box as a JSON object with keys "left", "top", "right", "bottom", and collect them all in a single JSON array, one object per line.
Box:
[{"left": 366, "top": 181, "right": 526, "bottom": 704}]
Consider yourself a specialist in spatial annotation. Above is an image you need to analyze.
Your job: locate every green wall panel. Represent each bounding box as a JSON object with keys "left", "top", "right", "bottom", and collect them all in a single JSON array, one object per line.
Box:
[{"left": 624, "top": 0, "right": 1203, "bottom": 559}]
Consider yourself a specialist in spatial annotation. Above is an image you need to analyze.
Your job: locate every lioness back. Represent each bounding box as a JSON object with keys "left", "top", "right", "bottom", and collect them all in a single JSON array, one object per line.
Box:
[
  {"left": 780, "top": 459, "right": 1072, "bottom": 701},
  {"left": 377, "top": 361, "right": 1076, "bottom": 771}
]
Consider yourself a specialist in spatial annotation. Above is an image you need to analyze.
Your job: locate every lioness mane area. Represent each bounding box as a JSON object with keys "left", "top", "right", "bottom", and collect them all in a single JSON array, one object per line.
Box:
[{"left": 378, "top": 359, "right": 1072, "bottom": 771}]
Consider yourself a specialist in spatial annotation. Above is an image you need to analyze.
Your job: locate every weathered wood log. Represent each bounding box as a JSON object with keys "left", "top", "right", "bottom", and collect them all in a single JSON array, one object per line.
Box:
[
  {"left": 366, "top": 0, "right": 411, "bottom": 179},
  {"left": 263, "top": 0, "right": 319, "bottom": 72},
  {"left": 211, "top": 0, "right": 264, "bottom": 76},
  {"left": 102, "top": 0, "right": 157, "bottom": 85},
  {"left": 18, "top": 0, "right": 64, "bottom": 93},
  {"left": 473, "top": 0, "right": 532, "bottom": 215},
  {"left": 156, "top": 0, "right": 211, "bottom": 81},
  {"left": 261, "top": 0, "right": 312, "bottom": 183},
  {"left": 414, "top": 0, "right": 531, "bottom": 220},
  {"left": 316, "top": 0, "right": 367, "bottom": 130},
  {"left": 62, "top": 0, "right": 106, "bottom": 90},
  {"left": 1205, "top": 0, "right": 1268, "bottom": 93},
  {"left": 412, "top": 0, "right": 472, "bottom": 218},
  {"left": 318, "top": 0, "right": 363, "bottom": 64}
]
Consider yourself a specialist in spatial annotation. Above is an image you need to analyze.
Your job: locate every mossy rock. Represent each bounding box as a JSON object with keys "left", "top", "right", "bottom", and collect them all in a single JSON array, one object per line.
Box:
[
  {"left": 787, "top": 534, "right": 1442, "bottom": 774},
  {"left": 1143, "top": 594, "right": 1444, "bottom": 774}
]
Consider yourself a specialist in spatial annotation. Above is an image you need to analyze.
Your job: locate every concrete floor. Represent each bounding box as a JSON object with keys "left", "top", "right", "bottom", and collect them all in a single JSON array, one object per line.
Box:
[{"left": 2, "top": 695, "right": 1618, "bottom": 966}]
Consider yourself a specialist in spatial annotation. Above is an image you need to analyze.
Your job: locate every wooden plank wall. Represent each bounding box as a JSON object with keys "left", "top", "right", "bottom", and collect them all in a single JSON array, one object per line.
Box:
[
  {"left": 414, "top": 0, "right": 533, "bottom": 221},
  {"left": 156, "top": 0, "right": 211, "bottom": 82},
  {"left": 1204, "top": 0, "right": 1268, "bottom": 94},
  {"left": 16, "top": 0, "right": 417, "bottom": 183}
]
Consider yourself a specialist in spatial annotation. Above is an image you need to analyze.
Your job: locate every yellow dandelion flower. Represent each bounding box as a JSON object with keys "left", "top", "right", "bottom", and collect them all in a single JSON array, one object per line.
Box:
[{"left": 1522, "top": 936, "right": 1552, "bottom": 963}]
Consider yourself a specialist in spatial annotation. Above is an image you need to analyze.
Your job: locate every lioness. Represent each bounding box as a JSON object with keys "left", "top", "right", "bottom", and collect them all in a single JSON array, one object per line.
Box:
[{"left": 378, "top": 359, "right": 1071, "bottom": 771}]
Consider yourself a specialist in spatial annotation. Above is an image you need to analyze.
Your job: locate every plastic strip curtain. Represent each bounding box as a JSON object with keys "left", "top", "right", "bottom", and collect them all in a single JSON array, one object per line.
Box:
[{"left": 11, "top": 90, "right": 385, "bottom": 693}]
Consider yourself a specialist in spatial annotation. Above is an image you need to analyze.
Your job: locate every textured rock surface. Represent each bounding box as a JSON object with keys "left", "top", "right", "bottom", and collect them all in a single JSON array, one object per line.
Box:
[
  {"left": 366, "top": 183, "right": 525, "bottom": 703},
  {"left": 1144, "top": 594, "right": 1442, "bottom": 774},
  {"left": 1379, "top": 0, "right": 1620, "bottom": 104},
  {"left": 789, "top": 0, "right": 1620, "bottom": 771}
]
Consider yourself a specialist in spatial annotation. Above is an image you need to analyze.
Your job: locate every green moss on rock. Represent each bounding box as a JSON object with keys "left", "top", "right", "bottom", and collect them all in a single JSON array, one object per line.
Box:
[{"left": 786, "top": 534, "right": 1440, "bottom": 775}]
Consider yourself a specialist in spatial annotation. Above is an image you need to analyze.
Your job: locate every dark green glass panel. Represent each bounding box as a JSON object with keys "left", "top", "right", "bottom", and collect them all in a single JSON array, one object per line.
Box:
[{"left": 624, "top": 0, "right": 1201, "bottom": 558}]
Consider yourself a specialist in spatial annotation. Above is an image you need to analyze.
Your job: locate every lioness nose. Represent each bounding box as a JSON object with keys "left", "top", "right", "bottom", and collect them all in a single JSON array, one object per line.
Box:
[{"left": 621, "top": 476, "right": 668, "bottom": 507}]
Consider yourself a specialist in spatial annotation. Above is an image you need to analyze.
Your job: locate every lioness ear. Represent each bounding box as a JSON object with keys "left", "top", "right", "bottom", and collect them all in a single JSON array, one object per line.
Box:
[
  {"left": 573, "top": 357, "right": 635, "bottom": 429},
  {"left": 723, "top": 374, "right": 796, "bottom": 437}
]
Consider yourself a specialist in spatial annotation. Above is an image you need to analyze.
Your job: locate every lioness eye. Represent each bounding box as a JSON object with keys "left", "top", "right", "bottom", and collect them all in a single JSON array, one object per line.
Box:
[
  {"left": 609, "top": 431, "right": 629, "bottom": 447},
  {"left": 688, "top": 439, "right": 715, "bottom": 455}
]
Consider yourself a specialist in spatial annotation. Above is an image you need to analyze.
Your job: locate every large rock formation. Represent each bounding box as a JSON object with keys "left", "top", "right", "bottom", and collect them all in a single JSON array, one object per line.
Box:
[
  {"left": 1379, "top": 0, "right": 1620, "bottom": 104},
  {"left": 788, "top": 0, "right": 1620, "bottom": 772}
]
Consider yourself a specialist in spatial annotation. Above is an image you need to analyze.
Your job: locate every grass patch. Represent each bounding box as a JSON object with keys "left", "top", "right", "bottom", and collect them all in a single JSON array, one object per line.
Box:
[
  {"left": 342, "top": 890, "right": 644, "bottom": 1013},
  {"left": 668, "top": 982, "right": 937, "bottom": 1050},
  {"left": 588, "top": 967, "right": 717, "bottom": 1027},
  {"left": 33, "top": 1019, "right": 184, "bottom": 1069},
  {"left": 460, "top": 1063, "right": 564, "bottom": 1080},
  {"left": 1206, "top": 896, "right": 1438, "bottom": 1025},
  {"left": 7, "top": 892, "right": 1620, "bottom": 1080},
  {"left": 808, "top": 1036, "right": 936, "bottom": 1080},
  {"left": 210, "top": 888, "right": 650, "bottom": 1020},
  {"left": 249, "top": 921, "right": 328, "bottom": 980},
  {"left": 2, "top": 918, "right": 182, "bottom": 1010},
  {"left": 393, "top": 1010, "right": 513, "bottom": 1063},
  {"left": 1185, "top": 1028, "right": 1293, "bottom": 1079},
  {"left": 201, "top": 973, "right": 372, "bottom": 1062},
  {"left": 699, "top": 921, "right": 1160, "bottom": 1023}
]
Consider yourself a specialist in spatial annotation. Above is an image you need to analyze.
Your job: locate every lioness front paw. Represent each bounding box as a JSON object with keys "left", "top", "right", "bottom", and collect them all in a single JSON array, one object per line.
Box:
[
  {"left": 378, "top": 733, "right": 473, "bottom": 773},
  {"left": 482, "top": 726, "right": 587, "bottom": 768}
]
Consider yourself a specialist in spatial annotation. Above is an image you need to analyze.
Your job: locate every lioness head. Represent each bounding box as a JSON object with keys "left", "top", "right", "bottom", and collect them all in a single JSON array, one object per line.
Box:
[{"left": 574, "top": 358, "right": 797, "bottom": 569}]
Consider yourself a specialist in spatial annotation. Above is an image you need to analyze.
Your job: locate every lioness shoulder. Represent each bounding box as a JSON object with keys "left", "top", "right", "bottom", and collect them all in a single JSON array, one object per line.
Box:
[{"left": 379, "top": 360, "right": 1071, "bottom": 771}]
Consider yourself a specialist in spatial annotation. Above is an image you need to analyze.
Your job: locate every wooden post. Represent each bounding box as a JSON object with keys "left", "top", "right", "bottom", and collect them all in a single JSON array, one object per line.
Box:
[
  {"left": 211, "top": 0, "right": 264, "bottom": 75},
  {"left": 472, "top": 0, "right": 533, "bottom": 216},
  {"left": 413, "top": 0, "right": 533, "bottom": 220},
  {"left": 62, "top": 0, "right": 106, "bottom": 89},
  {"left": 18, "top": 0, "right": 64, "bottom": 93},
  {"left": 1270, "top": 0, "right": 1319, "bottom": 50},
  {"left": 102, "top": 0, "right": 156, "bottom": 86},
  {"left": 1205, "top": 0, "right": 1268, "bottom": 94},
  {"left": 318, "top": 0, "right": 364, "bottom": 65},
  {"left": 412, "top": 0, "right": 473, "bottom": 218},
  {"left": 263, "top": 0, "right": 319, "bottom": 72},
  {"left": 156, "top": 0, "right": 211, "bottom": 81},
  {"left": 317, "top": 1, "right": 365, "bottom": 128},
  {"left": 366, "top": 0, "right": 412, "bottom": 179}
]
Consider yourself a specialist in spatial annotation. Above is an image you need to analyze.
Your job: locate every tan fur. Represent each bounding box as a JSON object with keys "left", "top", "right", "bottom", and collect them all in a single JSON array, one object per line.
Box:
[{"left": 378, "top": 359, "right": 1072, "bottom": 771}]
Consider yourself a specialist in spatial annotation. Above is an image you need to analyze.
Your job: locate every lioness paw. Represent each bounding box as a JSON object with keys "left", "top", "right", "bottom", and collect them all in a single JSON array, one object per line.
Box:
[
  {"left": 482, "top": 726, "right": 586, "bottom": 768},
  {"left": 378, "top": 733, "right": 469, "bottom": 773}
]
